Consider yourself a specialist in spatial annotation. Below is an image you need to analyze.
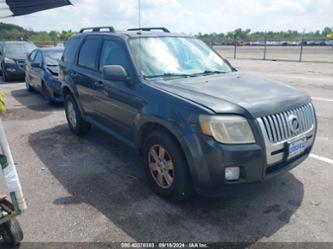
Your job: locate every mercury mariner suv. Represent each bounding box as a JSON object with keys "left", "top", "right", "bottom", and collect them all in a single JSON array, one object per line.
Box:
[{"left": 59, "top": 27, "right": 317, "bottom": 201}]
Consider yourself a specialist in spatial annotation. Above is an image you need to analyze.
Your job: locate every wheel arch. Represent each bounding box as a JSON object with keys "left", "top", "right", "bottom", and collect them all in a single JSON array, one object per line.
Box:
[
  {"left": 137, "top": 119, "right": 196, "bottom": 181},
  {"left": 62, "top": 84, "right": 85, "bottom": 115}
]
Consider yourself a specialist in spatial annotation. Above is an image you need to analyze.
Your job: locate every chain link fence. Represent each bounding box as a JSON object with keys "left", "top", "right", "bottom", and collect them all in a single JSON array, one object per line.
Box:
[{"left": 212, "top": 37, "right": 333, "bottom": 63}]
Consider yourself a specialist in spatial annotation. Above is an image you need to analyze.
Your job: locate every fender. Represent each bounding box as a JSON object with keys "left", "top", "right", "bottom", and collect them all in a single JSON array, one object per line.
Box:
[
  {"left": 135, "top": 114, "right": 185, "bottom": 149},
  {"left": 134, "top": 114, "right": 210, "bottom": 190}
]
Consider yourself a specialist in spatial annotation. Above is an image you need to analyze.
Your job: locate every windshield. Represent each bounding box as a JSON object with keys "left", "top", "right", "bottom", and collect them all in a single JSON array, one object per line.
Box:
[
  {"left": 4, "top": 42, "right": 36, "bottom": 56},
  {"left": 129, "top": 37, "right": 232, "bottom": 79},
  {"left": 43, "top": 50, "right": 63, "bottom": 66}
]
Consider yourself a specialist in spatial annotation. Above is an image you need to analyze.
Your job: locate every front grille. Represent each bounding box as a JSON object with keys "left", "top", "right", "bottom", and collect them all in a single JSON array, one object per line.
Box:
[
  {"left": 259, "top": 103, "right": 315, "bottom": 143},
  {"left": 15, "top": 59, "right": 25, "bottom": 65}
]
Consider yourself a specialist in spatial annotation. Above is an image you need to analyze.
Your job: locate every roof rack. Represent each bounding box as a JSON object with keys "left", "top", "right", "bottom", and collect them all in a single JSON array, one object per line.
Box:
[
  {"left": 127, "top": 27, "right": 170, "bottom": 33},
  {"left": 79, "top": 26, "right": 115, "bottom": 33}
]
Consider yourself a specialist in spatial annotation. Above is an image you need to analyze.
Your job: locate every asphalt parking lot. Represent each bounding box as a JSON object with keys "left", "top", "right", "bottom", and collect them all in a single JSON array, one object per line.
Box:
[{"left": 0, "top": 59, "right": 333, "bottom": 243}]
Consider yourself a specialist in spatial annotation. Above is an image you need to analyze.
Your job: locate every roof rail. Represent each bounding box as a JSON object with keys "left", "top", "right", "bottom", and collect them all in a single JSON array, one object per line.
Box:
[
  {"left": 127, "top": 27, "right": 170, "bottom": 33},
  {"left": 79, "top": 26, "right": 115, "bottom": 33}
]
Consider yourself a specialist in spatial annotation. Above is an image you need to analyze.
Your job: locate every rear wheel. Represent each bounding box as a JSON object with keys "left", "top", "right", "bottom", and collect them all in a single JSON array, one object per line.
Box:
[
  {"left": 64, "top": 94, "right": 91, "bottom": 135},
  {"left": 143, "top": 131, "right": 194, "bottom": 201}
]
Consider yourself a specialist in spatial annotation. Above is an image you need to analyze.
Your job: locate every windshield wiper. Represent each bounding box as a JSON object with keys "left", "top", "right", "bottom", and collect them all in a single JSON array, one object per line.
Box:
[
  {"left": 144, "top": 73, "right": 194, "bottom": 79},
  {"left": 195, "top": 70, "right": 226, "bottom": 76}
]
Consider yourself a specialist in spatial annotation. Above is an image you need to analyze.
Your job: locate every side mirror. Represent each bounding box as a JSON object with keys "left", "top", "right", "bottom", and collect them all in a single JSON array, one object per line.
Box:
[
  {"left": 102, "top": 65, "right": 129, "bottom": 82},
  {"left": 31, "top": 62, "right": 41, "bottom": 68}
]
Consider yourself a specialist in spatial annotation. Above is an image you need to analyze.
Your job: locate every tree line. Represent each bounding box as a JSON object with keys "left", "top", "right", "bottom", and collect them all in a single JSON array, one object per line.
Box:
[
  {"left": 0, "top": 22, "right": 75, "bottom": 46},
  {"left": 0, "top": 22, "right": 332, "bottom": 46},
  {"left": 197, "top": 27, "right": 333, "bottom": 45}
]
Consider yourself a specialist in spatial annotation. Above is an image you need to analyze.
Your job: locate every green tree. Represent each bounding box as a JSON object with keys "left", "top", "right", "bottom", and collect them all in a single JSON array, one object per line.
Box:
[{"left": 59, "top": 30, "right": 75, "bottom": 42}]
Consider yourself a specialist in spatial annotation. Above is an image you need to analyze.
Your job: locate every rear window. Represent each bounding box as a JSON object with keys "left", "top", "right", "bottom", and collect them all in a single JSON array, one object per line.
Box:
[
  {"left": 78, "top": 38, "right": 100, "bottom": 70},
  {"left": 63, "top": 37, "right": 81, "bottom": 63}
]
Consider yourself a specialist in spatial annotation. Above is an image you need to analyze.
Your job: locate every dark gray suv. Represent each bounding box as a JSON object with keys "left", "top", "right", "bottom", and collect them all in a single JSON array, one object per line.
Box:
[{"left": 59, "top": 27, "right": 317, "bottom": 201}]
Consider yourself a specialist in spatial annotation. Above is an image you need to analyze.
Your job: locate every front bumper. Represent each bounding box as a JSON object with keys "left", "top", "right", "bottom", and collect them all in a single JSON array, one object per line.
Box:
[
  {"left": 3, "top": 63, "right": 25, "bottom": 78},
  {"left": 46, "top": 77, "right": 64, "bottom": 102},
  {"left": 180, "top": 124, "right": 316, "bottom": 197}
]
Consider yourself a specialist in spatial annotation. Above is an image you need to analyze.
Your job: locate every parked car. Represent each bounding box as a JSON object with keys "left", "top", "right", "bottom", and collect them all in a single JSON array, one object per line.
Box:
[
  {"left": 0, "top": 41, "right": 36, "bottom": 82},
  {"left": 59, "top": 26, "right": 317, "bottom": 201},
  {"left": 25, "top": 48, "right": 64, "bottom": 104}
]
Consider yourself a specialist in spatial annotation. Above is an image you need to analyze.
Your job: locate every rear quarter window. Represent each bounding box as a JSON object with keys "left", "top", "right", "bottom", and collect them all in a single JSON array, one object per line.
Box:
[{"left": 63, "top": 37, "right": 82, "bottom": 63}]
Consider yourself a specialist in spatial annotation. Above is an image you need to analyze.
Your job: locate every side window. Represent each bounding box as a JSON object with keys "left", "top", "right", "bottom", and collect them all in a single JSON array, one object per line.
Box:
[
  {"left": 99, "top": 39, "right": 130, "bottom": 71},
  {"left": 34, "top": 52, "right": 43, "bottom": 65},
  {"left": 28, "top": 50, "right": 37, "bottom": 62},
  {"left": 63, "top": 38, "right": 81, "bottom": 63},
  {"left": 78, "top": 38, "right": 100, "bottom": 70}
]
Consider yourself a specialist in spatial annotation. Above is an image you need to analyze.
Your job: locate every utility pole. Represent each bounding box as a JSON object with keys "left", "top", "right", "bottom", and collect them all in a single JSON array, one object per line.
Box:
[{"left": 138, "top": 0, "right": 141, "bottom": 28}]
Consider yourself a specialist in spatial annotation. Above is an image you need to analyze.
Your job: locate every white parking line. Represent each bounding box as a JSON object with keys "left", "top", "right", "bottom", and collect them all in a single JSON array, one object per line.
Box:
[
  {"left": 310, "top": 154, "right": 333, "bottom": 165},
  {"left": 312, "top": 97, "right": 333, "bottom": 102}
]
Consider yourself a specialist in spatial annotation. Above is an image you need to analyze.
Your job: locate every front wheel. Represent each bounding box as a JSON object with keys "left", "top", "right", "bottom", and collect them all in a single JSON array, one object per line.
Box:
[
  {"left": 42, "top": 83, "right": 56, "bottom": 105},
  {"left": 2, "top": 67, "right": 9, "bottom": 82},
  {"left": 64, "top": 94, "right": 91, "bottom": 135},
  {"left": 25, "top": 77, "right": 33, "bottom": 92},
  {"left": 143, "top": 131, "right": 194, "bottom": 201}
]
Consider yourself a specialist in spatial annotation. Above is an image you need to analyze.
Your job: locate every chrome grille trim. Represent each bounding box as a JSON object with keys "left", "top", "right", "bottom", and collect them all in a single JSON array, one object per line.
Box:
[
  {"left": 257, "top": 103, "right": 316, "bottom": 166},
  {"left": 259, "top": 103, "right": 315, "bottom": 143}
]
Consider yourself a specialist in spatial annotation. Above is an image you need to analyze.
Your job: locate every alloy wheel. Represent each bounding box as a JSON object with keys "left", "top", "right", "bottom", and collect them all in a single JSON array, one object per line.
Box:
[
  {"left": 67, "top": 101, "right": 77, "bottom": 128},
  {"left": 148, "top": 144, "right": 175, "bottom": 189}
]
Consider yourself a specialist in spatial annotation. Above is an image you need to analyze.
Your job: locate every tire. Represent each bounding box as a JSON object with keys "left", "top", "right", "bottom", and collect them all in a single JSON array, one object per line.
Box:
[
  {"left": 42, "top": 82, "right": 56, "bottom": 105},
  {"left": 2, "top": 66, "right": 9, "bottom": 82},
  {"left": 143, "top": 130, "right": 194, "bottom": 201},
  {"left": 1, "top": 218, "right": 24, "bottom": 246},
  {"left": 25, "top": 77, "right": 33, "bottom": 92},
  {"left": 64, "top": 94, "right": 91, "bottom": 135}
]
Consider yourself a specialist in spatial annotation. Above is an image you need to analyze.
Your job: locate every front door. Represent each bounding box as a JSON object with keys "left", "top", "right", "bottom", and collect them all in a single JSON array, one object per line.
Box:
[
  {"left": 30, "top": 51, "right": 43, "bottom": 89},
  {"left": 94, "top": 38, "right": 140, "bottom": 140}
]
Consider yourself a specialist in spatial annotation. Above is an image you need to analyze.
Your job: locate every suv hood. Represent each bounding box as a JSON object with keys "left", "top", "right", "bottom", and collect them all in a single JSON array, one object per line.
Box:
[{"left": 152, "top": 72, "right": 311, "bottom": 118}]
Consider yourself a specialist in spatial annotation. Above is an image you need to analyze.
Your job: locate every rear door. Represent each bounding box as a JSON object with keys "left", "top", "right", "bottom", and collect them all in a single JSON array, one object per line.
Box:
[{"left": 74, "top": 36, "right": 102, "bottom": 118}]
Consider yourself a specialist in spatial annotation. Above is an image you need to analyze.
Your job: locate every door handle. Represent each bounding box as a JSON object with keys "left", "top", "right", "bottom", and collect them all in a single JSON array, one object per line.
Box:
[{"left": 94, "top": 81, "right": 104, "bottom": 88}]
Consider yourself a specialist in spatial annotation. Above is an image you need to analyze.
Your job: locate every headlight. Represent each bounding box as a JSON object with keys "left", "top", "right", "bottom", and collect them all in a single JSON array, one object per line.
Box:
[
  {"left": 4, "top": 57, "right": 16, "bottom": 64},
  {"left": 199, "top": 115, "right": 255, "bottom": 144},
  {"left": 49, "top": 75, "right": 59, "bottom": 81}
]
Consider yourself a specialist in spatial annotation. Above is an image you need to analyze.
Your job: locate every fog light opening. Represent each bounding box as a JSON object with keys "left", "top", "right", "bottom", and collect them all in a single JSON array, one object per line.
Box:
[{"left": 225, "top": 166, "right": 240, "bottom": 181}]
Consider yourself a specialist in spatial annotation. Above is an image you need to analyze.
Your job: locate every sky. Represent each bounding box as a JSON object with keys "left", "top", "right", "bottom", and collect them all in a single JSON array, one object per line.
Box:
[{"left": 2, "top": 0, "right": 333, "bottom": 34}]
